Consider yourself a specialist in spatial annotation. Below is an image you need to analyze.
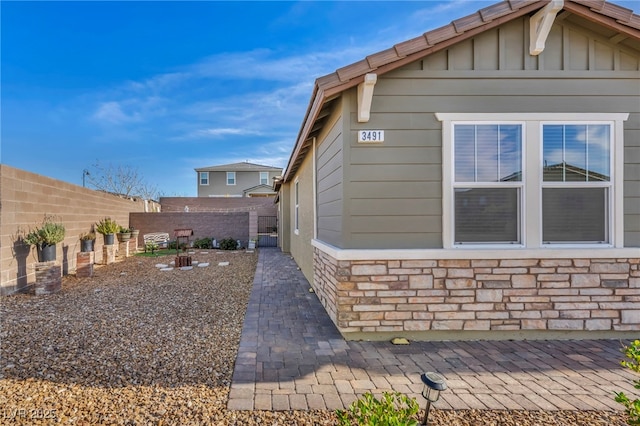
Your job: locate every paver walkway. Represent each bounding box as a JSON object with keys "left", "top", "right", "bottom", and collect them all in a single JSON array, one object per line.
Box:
[{"left": 228, "top": 248, "right": 638, "bottom": 412}]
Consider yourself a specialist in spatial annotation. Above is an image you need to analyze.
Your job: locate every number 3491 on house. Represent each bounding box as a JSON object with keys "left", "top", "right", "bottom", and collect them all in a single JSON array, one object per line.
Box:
[{"left": 358, "top": 130, "right": 384, "bottom": 143}]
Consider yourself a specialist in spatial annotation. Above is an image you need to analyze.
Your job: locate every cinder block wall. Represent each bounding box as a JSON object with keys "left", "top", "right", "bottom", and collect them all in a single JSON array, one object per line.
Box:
[
  {"left": 159, "top": 197, "right": 276, "bottom": 216},
  {"left": 129, "top": 212, "right": 249, "bottom": 247},
  {"left": 0, "top": 165, "right": 152, "bottom": 294}
]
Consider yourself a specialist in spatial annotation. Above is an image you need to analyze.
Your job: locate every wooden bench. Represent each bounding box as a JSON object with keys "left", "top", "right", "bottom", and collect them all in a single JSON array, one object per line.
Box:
[{"left": 143, "top": 232, "right": 170, "bottom": 250}]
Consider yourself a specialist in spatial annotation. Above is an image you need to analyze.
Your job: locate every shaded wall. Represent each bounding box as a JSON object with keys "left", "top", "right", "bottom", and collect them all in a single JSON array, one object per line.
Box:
[
  {"left": 0, "top": 165, "right": 154, "bottom": 294},
  {"left": 129, "top": 212, "right": 249, "bottom": 247}
]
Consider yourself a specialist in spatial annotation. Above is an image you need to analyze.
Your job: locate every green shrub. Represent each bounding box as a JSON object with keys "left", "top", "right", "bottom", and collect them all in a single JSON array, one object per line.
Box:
[
  {"left": 23, "top": 214, "right": 66, "bottom": 247},
  {"left": 167, "top": 240, "right": 178, "bottom": 250},
  {"left": 193, "top": 237, "right": 212, "bottom": 249},
  {"left": 336, "top": 391, "right": 419, "bottom": 426},
  {"left": 616, "top": 339, "right": 640, "bottom": 425},
  {"left": 219, "top": 238, "right": 237, "bottom": 251},
  {"left": 95, "top": 217, "right": 119, "bottom": 235}
]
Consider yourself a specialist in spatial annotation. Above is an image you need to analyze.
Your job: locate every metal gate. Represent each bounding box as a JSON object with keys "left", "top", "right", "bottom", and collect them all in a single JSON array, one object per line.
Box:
[{"left": 258, "top": 216, "right": 278, "bottom": 247}]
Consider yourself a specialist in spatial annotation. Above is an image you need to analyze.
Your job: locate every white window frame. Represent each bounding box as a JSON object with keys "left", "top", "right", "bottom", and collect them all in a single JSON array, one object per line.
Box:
[
  {"left": 260, "top": 171, "right": 269, "bottom": 185},
  {"left": 436, "top": 112, "right": 628, "bottom": 250},
  {"left": 199, "top": 171, "right": 209, "bottom": 186},
  {"left": 294, "top": 179, "right": 300, "bottom": 235},
  {"left": 227, "top": 171, "right": 236, "bottom": 186},
  {"left": 451, "top": 121, "right": 525, "bottom": 247}
]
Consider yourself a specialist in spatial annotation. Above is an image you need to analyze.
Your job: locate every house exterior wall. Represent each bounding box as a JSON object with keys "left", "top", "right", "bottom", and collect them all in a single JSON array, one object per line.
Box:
[
  {"left": 288, "top": 150, "right": 315, "bottom": 284},
  {"left": 197, "top": 170, "right": 280, "bottom": 197},
  {"left": 0, "top": 165, "right": 152, "bottom": 294},
  {"left": 304, "top": 15, "right": 640, "bottom": 340},
  {"left": 316, "top": 98, "right": 345, "bottom": 248},
  {"left": 335, "top": 16, "right": 640, "bottom": 249}
]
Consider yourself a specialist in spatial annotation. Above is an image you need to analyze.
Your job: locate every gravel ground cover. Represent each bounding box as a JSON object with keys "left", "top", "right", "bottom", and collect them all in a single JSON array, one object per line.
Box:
[{"left": 0, "top": 251, "right": 630, "bottom": 425}]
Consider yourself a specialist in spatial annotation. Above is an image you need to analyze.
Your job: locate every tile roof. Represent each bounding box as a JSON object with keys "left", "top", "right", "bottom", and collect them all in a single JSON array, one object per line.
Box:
[
  {"left": 196, "top": 162, "right": 282, "bottom": 172},
  {"left": 281, "top": 0, "right": 640, "bottom": 183}
]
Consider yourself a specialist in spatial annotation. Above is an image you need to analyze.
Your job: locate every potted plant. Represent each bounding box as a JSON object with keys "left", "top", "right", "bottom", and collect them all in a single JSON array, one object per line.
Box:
[
  {"left": 117, "top": 226, "right": 131, "bottom": 242},
  {"left": 23, "top": 214, "right": 65, "bottom": 262},
  {"left": 80, "top": 232, "right": 96, "bottom": 252},
  {"left": 130, "top": 226, "right": 140, "bottom": 243},
  {"left": 95, "top": 217, "right": 119, "bottom": 245}
]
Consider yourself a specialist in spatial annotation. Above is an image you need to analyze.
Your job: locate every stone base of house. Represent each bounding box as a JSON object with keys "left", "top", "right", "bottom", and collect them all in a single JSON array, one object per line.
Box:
[{"left": 312, "top": 243, "right": 640, "bottom": 341}]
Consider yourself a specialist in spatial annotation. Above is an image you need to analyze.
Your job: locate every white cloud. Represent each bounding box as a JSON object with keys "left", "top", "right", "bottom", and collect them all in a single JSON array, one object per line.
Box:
[
  {"left": 182, "top": 127, "right": 263, "bottom": 140},
  {"left": 92, "top": 101, "right": 141, "bottom": 124}
]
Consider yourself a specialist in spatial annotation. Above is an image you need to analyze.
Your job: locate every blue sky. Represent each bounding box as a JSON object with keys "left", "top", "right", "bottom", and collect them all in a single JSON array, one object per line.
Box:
[{"left": 2, "top": 1, "right": 638, "bottom": 197}]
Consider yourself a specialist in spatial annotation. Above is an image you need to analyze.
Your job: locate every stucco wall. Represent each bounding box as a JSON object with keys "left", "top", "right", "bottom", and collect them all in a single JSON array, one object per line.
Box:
[
  {"left": 288, "top": 151, "right": 315, "bottom": 284},
  {"left": 0, "top": 165, "right": 151, "bottom": 294}
]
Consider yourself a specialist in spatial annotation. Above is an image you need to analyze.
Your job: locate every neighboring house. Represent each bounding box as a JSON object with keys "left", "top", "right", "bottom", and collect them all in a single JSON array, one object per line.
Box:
[
  {"left": 276, "top": 0, "right": 640, "bottom": 341},
  {"left": 195, "top": 162, "right": 282, "bottom": 197}
]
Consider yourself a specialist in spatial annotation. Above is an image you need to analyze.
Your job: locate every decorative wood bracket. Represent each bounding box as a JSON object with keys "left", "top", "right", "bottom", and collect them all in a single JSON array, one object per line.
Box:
[
  {"left": 357, "top": 73, "right": 377, "bottom": 123},
  {"left": 529, "top": 0, "right": 564, "bottom": 56}
]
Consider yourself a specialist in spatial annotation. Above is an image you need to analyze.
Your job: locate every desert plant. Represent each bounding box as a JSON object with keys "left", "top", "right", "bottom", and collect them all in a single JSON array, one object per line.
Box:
[
  {"left": 615, "top": 339, "right": 640, "bottom": 425},
  {"left": 336, "top": 391, "right": 420, "bottom": 426},
  {"left": 95, "top": 217, "right": 119, "bottom": 235},
  {"left": 80, "top": 232, "right": 96, "bottom": 241},
  {"left": 219, "top": 238, "right": 238, "bottom": 251},
  {"left": 144, "top": 240, "right": 159, "bottom": 253},
  {"left": 193, "top": 237, "right": 212, "bottom": 249},
  {"left": 23, "top": 215, "right": 66, "bottom": 247},
  {"left": 118, "top": 226, "right": 131, "bottom": 233}
]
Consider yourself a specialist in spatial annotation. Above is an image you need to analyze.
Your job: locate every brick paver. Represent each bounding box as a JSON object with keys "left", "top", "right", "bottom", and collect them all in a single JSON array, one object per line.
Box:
[{"left": 228, "top": 248, "right": 639, "bottom": 412}]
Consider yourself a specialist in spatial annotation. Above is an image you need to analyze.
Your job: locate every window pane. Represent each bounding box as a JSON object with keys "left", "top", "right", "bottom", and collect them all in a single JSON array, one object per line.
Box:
[
  {"left": 543, "top": 125, "right": 610, "bottom": 182},
  {"left": 542, "top": 188, "right": 607, "bottom": 243},
  {"left": 454, "top": 125, "right": 476, "bottom": 182},
  {"left": 455, "top": 188, "right": 519, "bottom": 243},
  {"left": 455, "top": 124, "right": 522, "bottom": 183},
  {"left": 500, "top": 125, "right": 522, "bottom": 182}
]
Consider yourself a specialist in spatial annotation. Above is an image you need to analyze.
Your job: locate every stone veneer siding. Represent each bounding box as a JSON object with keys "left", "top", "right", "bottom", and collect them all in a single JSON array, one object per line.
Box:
[{"left": 313, "top": 248, "right": 640, "bottom": 337}]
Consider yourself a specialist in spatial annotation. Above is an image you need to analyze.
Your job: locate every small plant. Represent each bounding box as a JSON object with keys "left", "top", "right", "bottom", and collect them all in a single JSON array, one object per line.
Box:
[
  {"left": 145, "top": 240, "right": 159, "bottom": 253},
  {"left": 23, "top": 214, "right": 66, "bottom": 248},
  {"left": 95, "top": 217, "right": 119, "bottom": 235},
  {"left": 615, "top": 339, "right": 640, "bottom": 425},
  {"left": 193, "top": 237, "right": 212, "bottom": 249},
  {"left": 336, "top": 391, "right": 420, "bottom": 426},
  {"left": 168, "top": 240, "right": 178, "bottom": 250},
  {"left": 118, "top": 226, "right": 131, "bottom": 233},
  {"left": 80, "top": 232, "right": 96, "bottom": 241},
  {"left": 219, "top": 238, "right": 238, "bottom": 251}
]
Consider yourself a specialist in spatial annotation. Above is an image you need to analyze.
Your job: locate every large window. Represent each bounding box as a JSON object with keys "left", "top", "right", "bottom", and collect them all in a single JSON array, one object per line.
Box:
[
  {"left": 199, "top": 172, "right": 209, "bottom": 186},
  {"left": 437, "top": 113, "right": 627, "bottom": 249},
  {"left": 453, "top": 124, "right": 522, "bottom": 244},
  {"left": 542, "top": 124, "right": 611, "bottom": 243},
  {"left": 260, "top": 172, "right": 269, "bottom": 185},
  {"left": 227, "top": 172, "right": 236, "bottom": 185}
]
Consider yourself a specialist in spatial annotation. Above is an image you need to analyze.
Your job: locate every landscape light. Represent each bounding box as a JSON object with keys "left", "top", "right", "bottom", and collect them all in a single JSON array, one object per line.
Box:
[{"left": 420, "top": 371, "right": 447, "bottom": 425}]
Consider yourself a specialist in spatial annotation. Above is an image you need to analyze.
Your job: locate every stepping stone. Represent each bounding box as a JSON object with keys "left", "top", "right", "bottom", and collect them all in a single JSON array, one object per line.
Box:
[
  {"left": 216, "top": 251, "right": 224, "bottom": 254},
  {"left": 218, "top": 262, "right": 230, "bottom": 266},
  {"left": 188, "top": 251, "right": 196, "bottom": 254},
  {"left": 160, "top": 267, "right": 173, "bottom": 272},
  {"left": 170, "top": 261, "right": 175, "bottom": 266},
  {"left": 246, "top": 250, "right": 254, "bottom": 254},
  {"left": 197, "top": 263, "right": 209, "bottom": 267},
  {"left": 200, "top": 252, "right": 209, "bottom": 254},
  {"left": 192, "top": 261, "right": 199, "bottom": 265},
  {"left": 180, "top": 266, "right": 193, "bottom": 271},
  {"left": 155, "top": 264, "right": 168, "bottom": 268}
]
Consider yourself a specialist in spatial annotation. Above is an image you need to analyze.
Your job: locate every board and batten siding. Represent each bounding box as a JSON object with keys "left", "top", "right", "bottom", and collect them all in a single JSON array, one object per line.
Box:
[
  {"left": 339, "top": 15, "right": 640, "bottom": 249},
  {"left": 316, "top": 101, "right": 345, "bottom": 247}
]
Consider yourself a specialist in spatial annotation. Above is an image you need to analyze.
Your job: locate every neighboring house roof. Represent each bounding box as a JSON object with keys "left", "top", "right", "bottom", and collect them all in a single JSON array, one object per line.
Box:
[
  {"left": 196, "top": 162, "right": 283, "bottom": 172},
  {"left": 281, "top": 0, "right": 640, "bottom": 183}
]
